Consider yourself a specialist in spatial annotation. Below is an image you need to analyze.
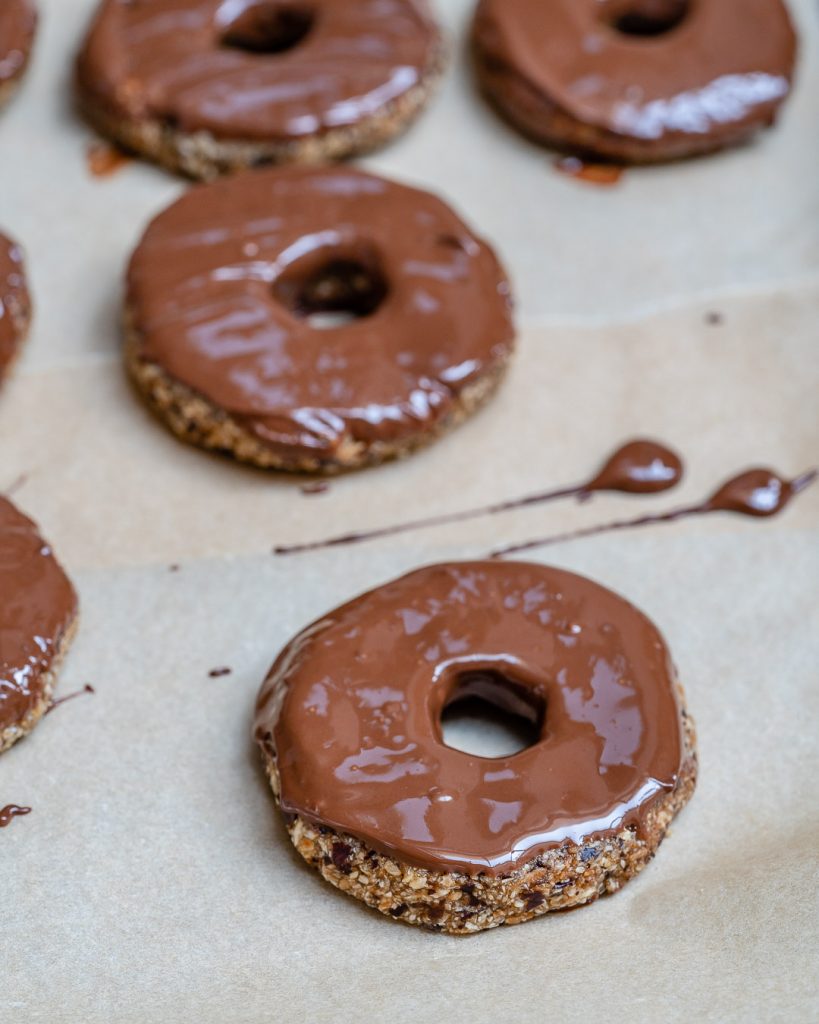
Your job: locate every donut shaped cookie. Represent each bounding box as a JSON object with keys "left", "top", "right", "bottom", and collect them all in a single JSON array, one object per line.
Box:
[
  {"left": 0, "top": 232, "right": 31, "bottom": 386},
  {"left": 76, "top": 0, "right": 446, "bottom": 179},
  {"left": 254, "top": 561, "right": 697, "bottom": 933},
  {"left": 0, "top": 497, "right": 79, "bottom": 754},
  {"left": 472, "top": 0, "right": 797, "bottom": 162},
  {"left": 126, "top": 166, "right": 515, "bottom": 473},
  {"left": 0, "top": 0, "right": 37, "bottom": 113}
]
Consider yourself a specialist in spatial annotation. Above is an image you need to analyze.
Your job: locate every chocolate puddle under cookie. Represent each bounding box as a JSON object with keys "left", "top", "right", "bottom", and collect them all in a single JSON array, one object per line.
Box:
[
  {"left": 126, "top": 165, "right": 515, "bottom": 473},
  {"left": 254, "top": 561, "right": 696, "bottom": 933},
  {"left": 76, "top": 0, "right": 447, "bottom": 179},
  {"left": 0, "top": 497, "right": 79, "bottom": 754},
  {"left": 0, "top": 232, "right": 32, "bottom": 386},
  {"left": 0, "top": 0, "right": 37, "bottom": 113},
  {"left": 472, "top": 0, "right": 797, "bottom": 162}
]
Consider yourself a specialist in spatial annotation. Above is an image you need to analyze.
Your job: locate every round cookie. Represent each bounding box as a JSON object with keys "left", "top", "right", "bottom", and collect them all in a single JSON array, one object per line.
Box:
[
  {"left": 125, "top": 166, "right": 515, "bottom": 473},
  {"left": 472, "top": 0, "right": 797, "bottom": 163},
  {"left": 76, "top": 0, "right": 447, "bottom": 179},
  {"left": 0, "top": 232, "right": 31, "bottom": 386},
  {"left": 254, "top": 561, "right": 697, "bottom": 934},
  {"left": 0, "top": 0, "right": 37, "bottom": 112},
  {"left": 0, "top": 497, "right": 79, "bottom": 754}
]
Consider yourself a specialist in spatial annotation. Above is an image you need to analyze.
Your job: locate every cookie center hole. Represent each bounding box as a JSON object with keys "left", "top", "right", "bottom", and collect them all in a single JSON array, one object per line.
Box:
[
  {"left": 273, "top": 257, "right": 389, "bottom": 330},
  {"left": 220, "top": 3, "right": 315, "bottom": 54},
  {"left": 605, "top": 0, "right": 690, "bottom": 36},
  {"left": 441, "top": 671, "right": 544, "bottom": 758}
]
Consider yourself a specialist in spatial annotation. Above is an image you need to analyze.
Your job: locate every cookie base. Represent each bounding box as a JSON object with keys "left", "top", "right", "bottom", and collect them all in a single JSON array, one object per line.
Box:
[{"left": 261, "top": 699, "right": 697, "bottom": 934}]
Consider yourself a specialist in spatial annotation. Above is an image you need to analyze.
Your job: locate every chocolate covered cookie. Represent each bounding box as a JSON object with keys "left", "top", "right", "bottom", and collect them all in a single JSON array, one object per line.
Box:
[
  {"left": 125, "top": 166, "right": 515, "bottom": 473},
  {"left": 255, "top": 561, "right": 697, "bottom": 933},
  {"left": 76, "top": 0, "right": 446, "bottom": 179},
  {"left": 472, "top": 0, "right": 797, "bottom": 162}
]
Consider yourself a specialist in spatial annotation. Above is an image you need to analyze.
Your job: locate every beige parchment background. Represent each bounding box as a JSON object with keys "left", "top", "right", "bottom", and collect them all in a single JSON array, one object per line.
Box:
[{"left": 2, "top": 1, "right": 818, "bottom": 1021}]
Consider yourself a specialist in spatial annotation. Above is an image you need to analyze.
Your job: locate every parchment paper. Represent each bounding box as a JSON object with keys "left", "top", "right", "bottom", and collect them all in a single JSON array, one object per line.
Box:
[{"left": 2, "top": 2, "right": 818, "bottom": 1021}]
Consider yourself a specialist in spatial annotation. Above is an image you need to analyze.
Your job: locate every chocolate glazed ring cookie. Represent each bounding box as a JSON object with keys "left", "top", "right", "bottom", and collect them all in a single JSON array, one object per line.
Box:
[
  {"left": 0, "top": 232, "right": 32, "bottom": 385},
  {"left": 1, "top": 498, "right": 79, "bottom": 754},
  {"left": 76, "top": 0, "right": 446, "bottom": 180},
  {"left": 472, "top": 0, "right": 797, "bottom": 162},
  {"left": 126, "top": 166, "right": 515, "bottom": 473},
  {"left": 0, "top": 0, "right": 37, "bottom": 113},
  {"left": 254, "top": 562, "right": 697, "bottom": 933}
]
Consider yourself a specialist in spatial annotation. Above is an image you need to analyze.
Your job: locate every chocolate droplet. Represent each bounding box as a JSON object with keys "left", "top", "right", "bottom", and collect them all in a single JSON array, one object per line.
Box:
[
  {"left": 706, "top": 468, "right": 816, "bottom": 517},
  {"left": 586, "top": 440, "right": 684, "bottom": 495}
]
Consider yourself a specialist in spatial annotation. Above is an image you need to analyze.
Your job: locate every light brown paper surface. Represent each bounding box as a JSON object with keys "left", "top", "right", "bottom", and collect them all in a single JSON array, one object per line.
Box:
[{"left": 2, "top": 2, "right": 818, "bottom": 1021}]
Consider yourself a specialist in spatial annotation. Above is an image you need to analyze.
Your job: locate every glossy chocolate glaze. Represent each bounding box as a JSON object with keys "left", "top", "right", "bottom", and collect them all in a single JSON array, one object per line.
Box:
[
  {"left": 493, "top": 467, "right": 817, "bottom": 558},
  {"left": 473, "top": 0, "right": 796, "bottom": 148},
  {"left": 255, "top": 561, "right": 686, "bottom": 876},
  {"left": 128, "top": 166, "right": 514, "bottom": 461},
  {"left": 274, "top": 438, "right": 682, "bottom": 554},
  {"left": 0, "top": 0, "right": 36, "bottom": 86},
  {"left": 0, "top": 804, "right": 31, "bottom": 827},
  {"left": 77, "top": 0, "right": 441, "bottom": 140},
  {"left": 0, "top": 498, "right": 78, "bottom": 735},
  {"left": 0, "top": 232, "right": 30, "bottom": 382}
]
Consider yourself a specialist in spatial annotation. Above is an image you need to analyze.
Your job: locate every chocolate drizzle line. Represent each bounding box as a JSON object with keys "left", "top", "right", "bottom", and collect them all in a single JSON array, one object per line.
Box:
[
  {"left": 0, "top": 805, "right": 31, "bottom": 828},
  {"left": 45, "top": 684, "right": 95, "bottom": 715},
  {"left": 492, "top": 468, "right": 817, "bottom": 558},
  {"left": 3, "top": 473, "right": 28, "bottom": 497},
  {"left": 274, "top": 439, "right": 683, "bottom": 554}
]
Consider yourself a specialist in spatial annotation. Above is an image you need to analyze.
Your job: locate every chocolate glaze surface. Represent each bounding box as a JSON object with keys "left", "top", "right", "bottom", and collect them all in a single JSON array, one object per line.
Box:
[
  {"left": 274, "top": 438, "right": 682, "bottom": 554},
  {"left": 0, "top": 804, "right": 31, "bottom": 827},
  {"left": 493, "top": 467, "right": 817, "bottom": 558},
  {"left": 473, "top": 0, "right": 796, "bottom": 148},
  {"left": 0, "top": 498, "right": 78, "bottom": 734},
  {"left": 77, "top": 0, "right": 441, "bottom": 140},
  {"left": 255, "top": 561, "right": 686, "bottom": 875},
  {"left": 0, "top": 0, "right": 36, "bottom": 86},
  {"left": 0, "top": 232, "right": 30, "bottom": 381},
  {"left": 128, "top": 166, "right": 514, "bottom": 461}
]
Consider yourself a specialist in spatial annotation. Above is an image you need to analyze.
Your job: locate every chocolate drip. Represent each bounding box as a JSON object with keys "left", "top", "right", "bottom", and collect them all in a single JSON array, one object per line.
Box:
[
  {"left": 0, "top": 804, "right": 31, "bottom": 828},
  {"left": 492, "top": 468, "right": 817, "bottom": 558},
  {"left": 554, "top": 157, "right": 623, "bottom": 186},
  {"left": 274, "top": 439, "right": 683, "bottom": 554},
  {"left": 87, "top": 141, "right": 131, "bottom": 178},
  {"left": 45, "top": 684, "right": 95, "bottom": 715}
]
